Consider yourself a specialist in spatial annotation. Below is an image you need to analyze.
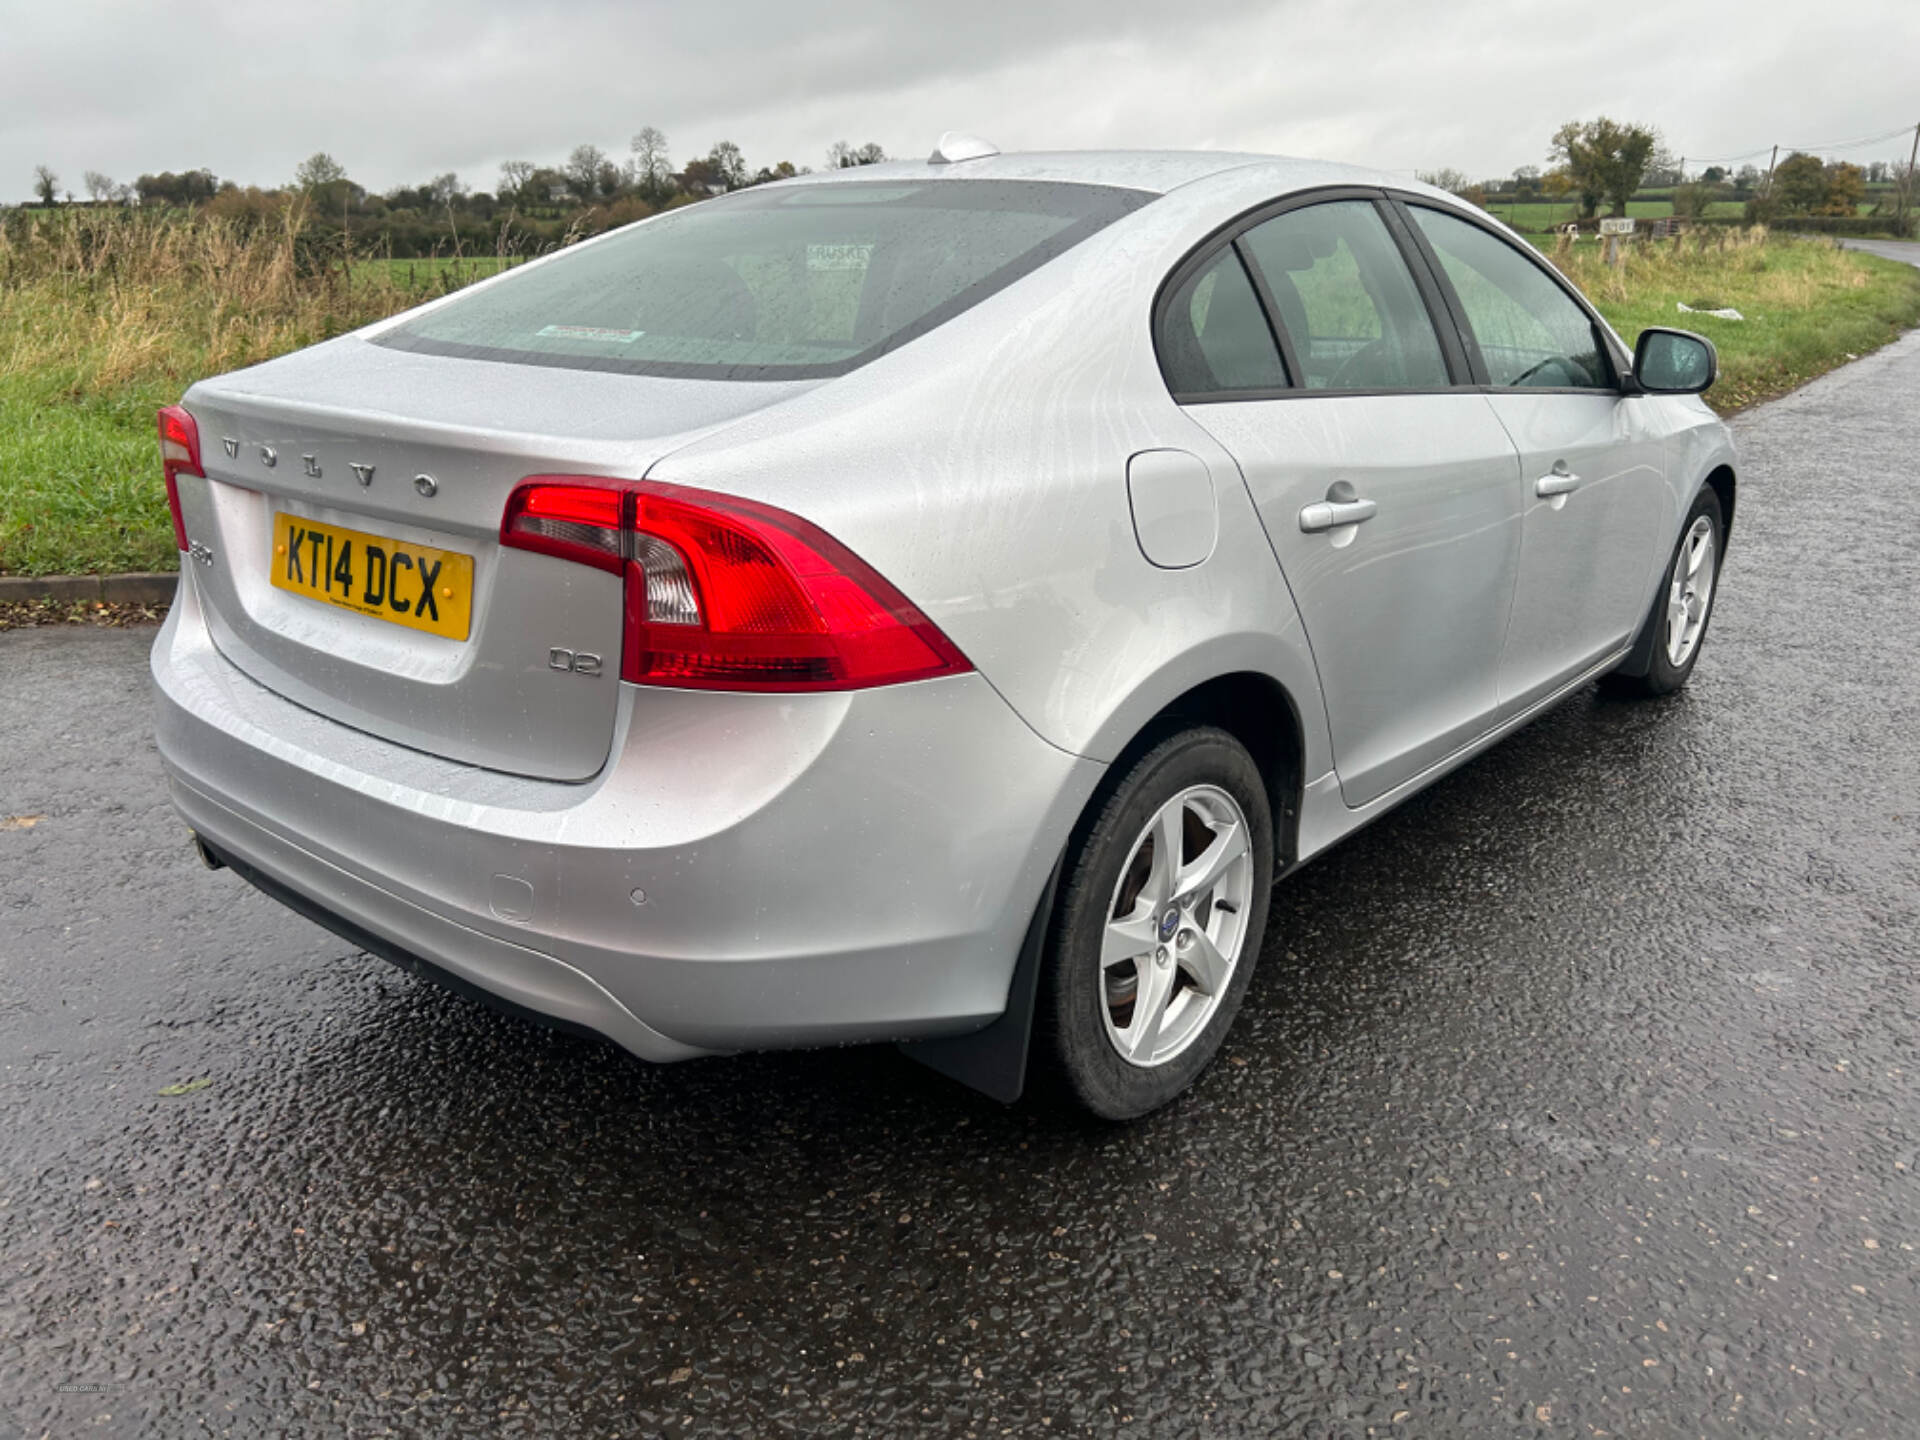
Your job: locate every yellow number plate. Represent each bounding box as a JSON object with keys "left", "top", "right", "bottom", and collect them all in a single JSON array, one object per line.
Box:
[{"left": 270, "top": 512, "right": 474, "bottom": 641}]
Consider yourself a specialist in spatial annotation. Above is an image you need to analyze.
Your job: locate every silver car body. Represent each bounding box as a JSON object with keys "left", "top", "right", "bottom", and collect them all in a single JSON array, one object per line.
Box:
[{"left": 152, "top": 149, "right": 1735, "bottom": 1072}]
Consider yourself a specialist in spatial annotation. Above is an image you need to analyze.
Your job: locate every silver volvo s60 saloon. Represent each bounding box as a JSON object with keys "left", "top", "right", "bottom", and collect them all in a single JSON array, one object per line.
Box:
[{"left": 152, "top": 136, "right": 1734, "bottom": 1118}]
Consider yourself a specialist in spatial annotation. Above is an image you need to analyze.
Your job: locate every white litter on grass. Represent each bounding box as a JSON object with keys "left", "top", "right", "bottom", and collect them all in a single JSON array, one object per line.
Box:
[{"left": 1678, "top": 302, "right": 1745, "bottom": 321}]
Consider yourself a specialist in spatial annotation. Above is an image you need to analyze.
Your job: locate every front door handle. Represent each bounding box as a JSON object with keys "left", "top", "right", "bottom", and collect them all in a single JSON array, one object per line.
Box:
[
  {"left": 1534, "top": 467, "right": 1582, "bottom": 498},
  {"left": 1299, "top": 497, "right": 1378, "bottom": 533}
]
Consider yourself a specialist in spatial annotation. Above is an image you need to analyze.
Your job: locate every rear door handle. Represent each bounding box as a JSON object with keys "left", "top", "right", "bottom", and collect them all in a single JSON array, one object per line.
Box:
[
  {"left": 1299, "top": 498, "right": 1378, "bottom": 533},
  {"left": 1534, "top": 469, "right": 1582, "bottom": 498}
]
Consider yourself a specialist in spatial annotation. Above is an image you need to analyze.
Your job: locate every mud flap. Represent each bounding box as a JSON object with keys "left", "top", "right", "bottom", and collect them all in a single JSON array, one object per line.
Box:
[{"left": 899, "top": 860, "right": 1062, "bottom": 1104}]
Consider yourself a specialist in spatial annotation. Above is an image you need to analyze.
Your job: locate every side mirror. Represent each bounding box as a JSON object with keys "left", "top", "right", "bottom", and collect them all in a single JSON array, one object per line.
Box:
[{"left": 1631, "top": 328, "right": 1718, "bottom": 395}]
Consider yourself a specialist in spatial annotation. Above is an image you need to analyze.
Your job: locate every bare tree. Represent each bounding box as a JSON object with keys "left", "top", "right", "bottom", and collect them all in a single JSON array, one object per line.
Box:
[
  {"left": 497, "top": 160, "right": 535, "bottom": 200},
  {"left": 33, "top": 164, "right": 59, "bottom": 206},
  {"left": 428, "top": 172, "right": 469, "bottom": 207},
  {"left": 828, "top": 140, "right": 888, "bottom": 169},
  {"left": 83, "top": 170, "right": 115, "bottom": 202},
  {"left": 1642, "top": 144, "right": 1683, "bottom": 187},
  {"left": 630, "top": 126, "right": 671, "bottom": 195},
  {"left": 1416, "top": 167, "right": 1473, "bottom": 196},
  {"left": 707, "top": 140, "right": 748, "bottom": 191},
  {"left": 565, "top": 144, "right": 611, "bottom": 200}
]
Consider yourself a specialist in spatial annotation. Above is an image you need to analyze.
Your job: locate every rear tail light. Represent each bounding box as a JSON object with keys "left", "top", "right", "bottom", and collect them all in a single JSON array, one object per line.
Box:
[
  {"left": 501, "top": 478, "right": 972, "bottom": 692},
  {"left": 500, "top": 481, "right": 625, "bottom": 573},
  {"left": 156, "top": 405, "right": 203, "bottom": 552}
]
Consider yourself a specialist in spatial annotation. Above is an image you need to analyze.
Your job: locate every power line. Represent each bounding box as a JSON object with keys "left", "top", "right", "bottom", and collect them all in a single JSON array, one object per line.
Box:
[
  {"left": 1780, "top": 124, "right": 1916, "bottom": 154},
  {"left": 1686, "top": 125, "right": 1915, "bottom": 168},
  {"left": 1682, "top": 146, "right": 1778, "bottom": 167}
]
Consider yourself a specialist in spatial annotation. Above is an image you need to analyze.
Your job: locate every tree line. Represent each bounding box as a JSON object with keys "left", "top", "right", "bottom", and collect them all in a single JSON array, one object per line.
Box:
[
  {"left": 1419, "top": 117, "right": 1914, "bottom": 232},
  {"left": 21, "top": 132, "right": 892, "bottom": 257},
  {"left": 25, "top": 119, "right": 1917, "bottom": 250}
]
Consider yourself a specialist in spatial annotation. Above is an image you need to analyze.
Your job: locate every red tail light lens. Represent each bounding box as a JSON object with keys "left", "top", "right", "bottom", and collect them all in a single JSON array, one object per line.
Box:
[
  {"left": 500, "top": 478, "right": 972, "bottom": 692},
  {"left": 156, "top": 405, "right": 203, "bottom": 552},
  {"left": 500, "top": 480, "right": 625, "bottom": 574}
]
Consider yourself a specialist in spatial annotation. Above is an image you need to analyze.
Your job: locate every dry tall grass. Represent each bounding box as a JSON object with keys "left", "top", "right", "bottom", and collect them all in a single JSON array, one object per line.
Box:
[
  {"left": 1549, "top": 224, "right": 1867, "bottom": 311},
  {"left": 0, "top": 206, "right": 423, "bottom": 400}
]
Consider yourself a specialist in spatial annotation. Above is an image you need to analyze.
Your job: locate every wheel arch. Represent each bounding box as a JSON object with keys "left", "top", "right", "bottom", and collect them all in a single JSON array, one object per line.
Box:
[
  {"left": 900, "top": 665, "right": 1310, "bottom": 1105},
  {"left": 1090, "top": 669, "right": 1308, "bottom": 874}
]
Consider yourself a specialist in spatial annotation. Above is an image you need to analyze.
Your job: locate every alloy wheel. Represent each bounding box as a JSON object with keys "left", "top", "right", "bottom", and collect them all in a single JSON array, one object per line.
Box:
[
  {"left": 1099, "top": 784, "right": 1256, "bottom": 1068},
  {"left": 1665, "top": 515, "right": 1717, "bottom": 668}
]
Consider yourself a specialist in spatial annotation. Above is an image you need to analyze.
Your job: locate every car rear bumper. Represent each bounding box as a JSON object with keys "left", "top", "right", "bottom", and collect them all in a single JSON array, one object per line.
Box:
[{"left": 151, "top": 572, "right": 1102, "bottom": 1058}]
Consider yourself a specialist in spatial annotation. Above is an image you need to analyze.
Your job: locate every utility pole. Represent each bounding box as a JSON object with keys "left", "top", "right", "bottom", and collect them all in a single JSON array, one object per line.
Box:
[
  {"left": 1763, "top": 144, "right": 1779, "bottom": 199},
  {"left": 1901, "top": 122, "right": 1920, "bottom": 238}
]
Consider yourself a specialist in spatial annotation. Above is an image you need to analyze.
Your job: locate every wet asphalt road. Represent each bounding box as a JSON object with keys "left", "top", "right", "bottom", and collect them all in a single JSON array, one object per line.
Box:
[
  {"left": 4, "top": 335, "right": 1920, "bottom": 1439},
  {"left": 1842, "top": 238, "right": 1920, "bottom": 269}
]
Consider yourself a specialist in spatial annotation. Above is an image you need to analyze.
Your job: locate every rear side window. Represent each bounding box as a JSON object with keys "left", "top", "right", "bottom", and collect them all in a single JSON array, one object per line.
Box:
[
  {"left": 1157, "top": 248, "right": 1288, "bottom": 395},
  {"left": 376, "top": 180, "right": 1152, "bottom": 381},
  {"left": 1410, "top": 206, "right": 1613, "bottom": 389},
  {"left": 1239, "top": 200, "right": 1451, "bottom": 391}
]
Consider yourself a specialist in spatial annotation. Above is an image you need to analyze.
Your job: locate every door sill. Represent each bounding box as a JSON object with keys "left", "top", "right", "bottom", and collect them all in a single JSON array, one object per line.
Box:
[{"left": 1296, "top": 644, "right": 1630, "bottom": 863}]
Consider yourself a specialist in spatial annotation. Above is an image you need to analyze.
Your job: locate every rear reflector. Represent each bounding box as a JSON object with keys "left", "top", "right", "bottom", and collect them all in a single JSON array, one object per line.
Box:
[
  {"left": 156, "top": 405, "right": 203, "bottom": 553},
  {"left": 500, "top": 477, "right": 971, "bottom": 692}
]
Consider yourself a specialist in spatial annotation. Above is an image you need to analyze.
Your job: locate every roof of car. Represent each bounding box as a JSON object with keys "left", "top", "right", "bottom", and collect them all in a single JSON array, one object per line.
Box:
[{"left": 780, "top": 148, "right": 1418, "bottom": 198}]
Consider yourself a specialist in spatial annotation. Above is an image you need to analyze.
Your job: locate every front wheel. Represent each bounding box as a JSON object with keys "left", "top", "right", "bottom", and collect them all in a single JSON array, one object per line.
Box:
[
  {"left": 1604, "top": 487, "right": 1724, "bottom": 698},
  {"left": 1035, "top": 727, "right": 1274, "bottom": 1120}
]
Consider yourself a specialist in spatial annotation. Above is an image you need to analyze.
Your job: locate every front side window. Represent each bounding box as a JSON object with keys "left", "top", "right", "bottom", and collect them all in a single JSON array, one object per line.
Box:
[
  {"left": 376, "top": 180, "right": 1151, "bottom": 380},
  {"left": 1157, "top": 247, "right": 1288, "bottom": 395},
  {"left": 1238, "top": 200, "right": 1451, "bottom": 391},
  {"left": 1410, "top": 206, "right": 1613, "bottom": 389}
]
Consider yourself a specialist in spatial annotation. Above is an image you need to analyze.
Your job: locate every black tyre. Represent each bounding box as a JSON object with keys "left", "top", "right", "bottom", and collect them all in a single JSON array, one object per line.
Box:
[
  {"left": 1035, "top": 726, "right": 1274, "bottom": 1120},
  {"left": 1603, "top": 486, "right": 1725, "bottom": 699}
]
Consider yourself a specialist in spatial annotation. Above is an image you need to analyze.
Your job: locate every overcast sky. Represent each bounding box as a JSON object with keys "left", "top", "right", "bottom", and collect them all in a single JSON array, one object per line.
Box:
[{"left": 6, "top": 0, "right": 1917, "bottom": 202}]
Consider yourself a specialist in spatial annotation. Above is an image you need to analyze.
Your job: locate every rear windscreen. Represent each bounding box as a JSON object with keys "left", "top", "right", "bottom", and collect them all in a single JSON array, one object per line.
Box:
[{"left": 374, "top": 180, "right": 1153, "bottom": 380}]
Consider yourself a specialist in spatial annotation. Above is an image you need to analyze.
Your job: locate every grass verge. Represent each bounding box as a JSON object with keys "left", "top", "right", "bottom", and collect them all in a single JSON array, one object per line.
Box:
[
  {"left": 1, "top": 208, "right": 425, "bottom": 576},
  {"left": 1543, "top": 228, "right": 1920, "bottom": 412},
  {"left": 2, "top": 214, "right": 1917, "bottom": 577}
]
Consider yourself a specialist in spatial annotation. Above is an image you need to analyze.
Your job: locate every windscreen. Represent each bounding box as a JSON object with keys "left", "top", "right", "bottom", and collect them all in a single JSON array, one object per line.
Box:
[{"left": 375, "top": 180, "right": 1153, "bottom": 380}]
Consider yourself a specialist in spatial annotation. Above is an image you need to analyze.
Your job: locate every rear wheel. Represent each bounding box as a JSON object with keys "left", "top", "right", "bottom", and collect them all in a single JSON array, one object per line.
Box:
[
  {"left": 1604, "top": 487, "right": 1724, "bottom": 698},
  {"left": 1036, "top": 727, "right": 1273, "bottom": 1120}
]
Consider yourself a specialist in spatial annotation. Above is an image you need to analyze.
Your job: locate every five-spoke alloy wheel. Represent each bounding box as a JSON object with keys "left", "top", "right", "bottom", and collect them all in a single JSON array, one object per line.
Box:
[
  {"left": 1099, "top": 784, "right": 1256, "bottom": 1069},
  {"left": 1037, "top": 726, "right": 1274, "bottom": 1119},
  {"left": 1664, "top": 515, "right": 1716, "bottom": 670}
]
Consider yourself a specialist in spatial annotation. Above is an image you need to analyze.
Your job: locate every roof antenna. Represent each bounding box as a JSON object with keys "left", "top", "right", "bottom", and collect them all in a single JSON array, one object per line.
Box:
[{"left": 928, "top": 131, "right": 1000, "bottom": 165}]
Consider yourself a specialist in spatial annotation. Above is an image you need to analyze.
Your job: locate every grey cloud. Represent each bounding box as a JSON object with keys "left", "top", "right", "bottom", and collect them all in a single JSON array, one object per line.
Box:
[{"left": 4, "top": 0, "right": 1916, "bottom": 201}]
